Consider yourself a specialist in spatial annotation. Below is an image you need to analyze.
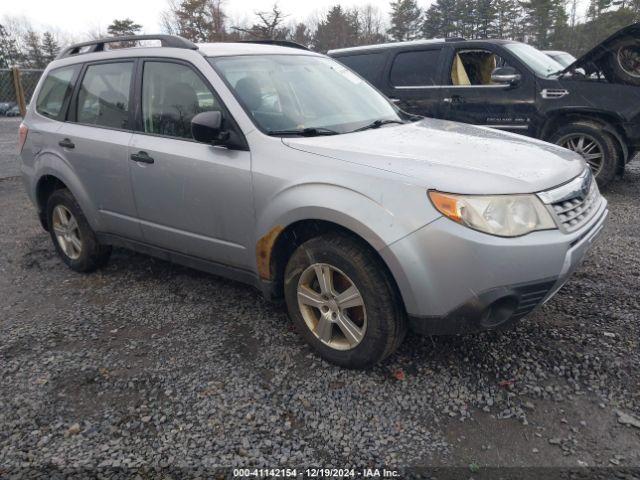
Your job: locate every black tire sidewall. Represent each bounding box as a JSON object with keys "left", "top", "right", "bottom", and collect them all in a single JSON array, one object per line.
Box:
[
  {"left": 46, "top": 189, "right": 110, "bottom": 272},
  {"left": 550, "top": 122, "right": 618, "bottom": 188},
  {"left": 284, "top": 235, "right": 402, "bottom": 369},
  {"left": 608, "top": 38, "right": 640, "bottom": 87}
]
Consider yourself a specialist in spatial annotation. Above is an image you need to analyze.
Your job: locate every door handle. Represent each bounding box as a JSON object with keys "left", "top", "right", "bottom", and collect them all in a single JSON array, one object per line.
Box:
[
  {"left": 130, "top": 151, "right": 154, "bottom": 164},
  {"left": 443, "top": 95, "right": 464, "bottom": 104},
  {"left": 58, "top": 138, "right": 75, "bottom": 149}
]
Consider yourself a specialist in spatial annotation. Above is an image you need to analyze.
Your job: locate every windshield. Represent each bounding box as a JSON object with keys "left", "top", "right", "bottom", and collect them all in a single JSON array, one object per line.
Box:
[
  {"left": 504, "top": 43, "right": 565, "bottom": 76},
  {"left": 209, "top": 55, "right": 402, "bottom": 135}
]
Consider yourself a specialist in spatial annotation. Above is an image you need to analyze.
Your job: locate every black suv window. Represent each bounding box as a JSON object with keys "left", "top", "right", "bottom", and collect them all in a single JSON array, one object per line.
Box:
[
  {"left": 36, "top": 65, "right": 79, "bottom": 120},
  {"left": 450, "top": 49, "right": 514, "bottom": 86},
  {"left": 77, "top": 62, "right": 133, "bottom": 129},
  {"left": 141, "top": 61, "right": 221, "bottom": 140},
  {"left": 337, "top": 53, "right": 387, "bottom": 84},
  {"left": 390, "top": 49, "right": 441, "bottom": 87}
]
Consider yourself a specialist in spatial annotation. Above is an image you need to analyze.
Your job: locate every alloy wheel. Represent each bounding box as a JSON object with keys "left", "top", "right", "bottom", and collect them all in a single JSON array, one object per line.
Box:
[
  {"left": 558, "top": 134, "right": 604, "bottom": 177},
  {"left": 52, "top": 205, "right": 82, "bottom": 260},
  {"left": 296, "top": 263, "right": 367, "bottom": 351},
  {"left": 617, "top": 44, "right": 640, "bottom": 79}
]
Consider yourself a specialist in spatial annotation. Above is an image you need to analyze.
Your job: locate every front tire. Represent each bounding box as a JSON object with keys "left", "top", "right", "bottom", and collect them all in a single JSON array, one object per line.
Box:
[
  {"left": 46, "top": 189, "right": 111, "bottom": 272},
  {"left": 283, "top": 233, "right": 406, "bottom": 369},
  {"left": 549, "top": 121, "right": 619, "bottom": 188}
]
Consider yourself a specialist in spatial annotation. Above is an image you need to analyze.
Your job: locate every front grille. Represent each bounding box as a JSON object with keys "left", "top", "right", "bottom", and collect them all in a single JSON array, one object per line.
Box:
[
  {"left": 550, "top": 180, "right": 599, "bottom": 232},
  {"left": 511, "top": 280, "right": 556, "bottom": 320},
  {"left": 539, "top": 170, "right": 602, "bottom": 233}
]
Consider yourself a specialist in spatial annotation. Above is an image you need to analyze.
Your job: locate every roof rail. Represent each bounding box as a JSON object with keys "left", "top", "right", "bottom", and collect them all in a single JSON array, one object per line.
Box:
[
  {"left": 444, "top": 37, "right": 466, "bottom": 42},
  {"left": 239, "top": 40, "right": 309, "bottom": 51},
  {"left": 56, "top": 34, "right": 198, "bottom": 59}
]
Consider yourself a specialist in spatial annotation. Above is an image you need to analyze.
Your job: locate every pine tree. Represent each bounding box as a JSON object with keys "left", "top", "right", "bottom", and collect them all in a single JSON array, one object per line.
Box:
[
  {"left": 520, "top": 0, "right": 560, "bottom": 48},
  {"left": 474, "top": 0, "right": 498, "bottom": 38},
  {"left": 388, "top": 0, "right": 422, "bottom": 41},
  {"left": 0, "top": 24, "right": 21, "bottom": 68},
  {"left": 162, "top": 0, "right": 226, "bottom": 42},
  {"left": 289, "top": 23, "right": 312, "bottom": 47},
  {"left": 421, "top": 0, "right": 458, "bottom": 39},
  {"left": 24, "top": 30, "right": 45, "bottom": 68},
  {"left": 107, "top": 19, "right": 143, "bottom": 37},
  {"left": 314, "top": 6, "right": 359, "bottom": 52},
  {"left": 41, "top": 32, "right": 60, "bottom": 64}
]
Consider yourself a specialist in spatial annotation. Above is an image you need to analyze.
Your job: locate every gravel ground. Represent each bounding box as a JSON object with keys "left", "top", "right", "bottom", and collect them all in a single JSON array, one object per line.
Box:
[{"left": 0, "top": 128, "right": 639, "bottom": 474}]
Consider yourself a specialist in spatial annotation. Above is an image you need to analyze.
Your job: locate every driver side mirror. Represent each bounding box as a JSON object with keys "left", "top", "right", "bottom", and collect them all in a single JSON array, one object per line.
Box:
[
  {"left": 191, "top": 111, "right": 230, "bottom": 145},
  {"left": 491, "top": 66, "right": 521, "bottom": 86}
]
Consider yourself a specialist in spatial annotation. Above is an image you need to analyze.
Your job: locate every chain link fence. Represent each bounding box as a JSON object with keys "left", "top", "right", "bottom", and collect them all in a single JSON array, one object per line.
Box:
[{"left": 0, "top": 68, "right": 44, "bottom": 117}]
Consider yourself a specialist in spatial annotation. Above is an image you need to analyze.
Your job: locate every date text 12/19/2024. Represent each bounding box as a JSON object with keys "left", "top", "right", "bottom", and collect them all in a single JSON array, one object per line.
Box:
[{"left": 233, "top": 468, "right": 400, "bottom": 478}]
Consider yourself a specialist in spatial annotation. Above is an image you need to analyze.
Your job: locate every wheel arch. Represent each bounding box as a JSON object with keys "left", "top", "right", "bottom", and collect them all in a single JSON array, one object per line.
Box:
[
  {"left": 262, "top": 218, "right": 408, "bottom": 315},
  {"left": 540, "top": 109, "right": 630, "bottom": 167},
  {"left": 31, "top": 153, "right": 101, "bottom": 232},
  {"left": 35, "top": 174, "right": 68, "bottom": 230}
]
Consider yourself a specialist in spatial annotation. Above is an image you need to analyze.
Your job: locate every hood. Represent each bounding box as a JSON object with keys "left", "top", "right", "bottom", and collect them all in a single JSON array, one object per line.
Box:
[
  {"left": 282, "top": 118, "right": 586, "bottom": 195},
  {"left": 561, "top": 22, "right": 640, "bottom": 83}
]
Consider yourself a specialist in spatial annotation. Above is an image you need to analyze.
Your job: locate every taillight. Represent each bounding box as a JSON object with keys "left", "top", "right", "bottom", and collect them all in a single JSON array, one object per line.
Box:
[{"left": 17, "top": 123, "right": 28, "bottom": 154}]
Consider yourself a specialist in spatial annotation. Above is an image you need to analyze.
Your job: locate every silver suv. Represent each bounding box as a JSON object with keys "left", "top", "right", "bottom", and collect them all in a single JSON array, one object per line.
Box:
[{"left": 18, "top": 35, "right": 608, "bottom": 368}]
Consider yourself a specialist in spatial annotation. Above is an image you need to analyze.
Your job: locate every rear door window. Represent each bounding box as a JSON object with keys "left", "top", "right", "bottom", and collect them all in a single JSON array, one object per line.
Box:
[
  {"left": 337, "top": 53, "right": 387, "bottom": 84},
  {"left": 35, "top": 65, "right": 80, "bottom": 120},
  {"left": 390, "top": 49, "right": 442, "bottom": 87},
  {"left": 76, "top": 62, "right": 133, "bottom": 129}
]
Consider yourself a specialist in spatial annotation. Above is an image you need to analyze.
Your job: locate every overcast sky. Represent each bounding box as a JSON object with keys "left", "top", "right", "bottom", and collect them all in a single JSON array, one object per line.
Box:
[{"left": 2, "top": 0, "right": 392, "bottom": 37}]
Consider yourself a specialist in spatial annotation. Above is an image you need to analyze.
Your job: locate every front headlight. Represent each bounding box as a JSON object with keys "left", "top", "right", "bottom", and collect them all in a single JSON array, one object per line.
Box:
[{"left": 428, "top": 191, "right": 556, "bottom": 237}]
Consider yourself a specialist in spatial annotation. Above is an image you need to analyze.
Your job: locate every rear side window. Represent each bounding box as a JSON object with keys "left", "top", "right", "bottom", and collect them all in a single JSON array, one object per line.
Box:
[
  {"left": 337, "top": 53, "right": 387, "bottom": 84},
  {"left": 35, "top": 65, "right": 79, "bottom": 120},
  {"left": 390, "top": 49, "right": 441, "bottom": 87},
  {"left": 76, "top": 62, "right": 133, "bottom": 129},
  {"left": 141, "top": 61, "right": 221, "bottom": 139}
]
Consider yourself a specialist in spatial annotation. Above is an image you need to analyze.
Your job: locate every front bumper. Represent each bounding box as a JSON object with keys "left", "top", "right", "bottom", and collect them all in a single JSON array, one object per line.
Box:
[{"left": 380, "top": 197, "right": 608, "bottom": 335}]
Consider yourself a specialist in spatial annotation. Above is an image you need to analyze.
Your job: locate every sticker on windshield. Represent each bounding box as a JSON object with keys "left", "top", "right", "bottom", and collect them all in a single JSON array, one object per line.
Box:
[{"left": 332, "top": 64, "right": 363, "bottom": 85}]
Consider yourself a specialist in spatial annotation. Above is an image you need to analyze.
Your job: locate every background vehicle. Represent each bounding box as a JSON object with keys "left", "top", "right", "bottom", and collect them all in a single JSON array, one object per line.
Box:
[
  {"left": 19, "top": 35, "right": 607, "bottom": 368},
  {"left": 544, "top": 50, "right": 576, "bottom": 67},
  {"left": 0, "top": 101, "right": 16, "bottom": 116},
  {"left": 329, "top": 23, "right": 640, "bottom": 188}
]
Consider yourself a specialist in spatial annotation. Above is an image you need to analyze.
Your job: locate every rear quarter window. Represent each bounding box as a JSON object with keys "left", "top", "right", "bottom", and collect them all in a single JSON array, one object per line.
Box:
[
  {"left": 335, "top": 53, "right": 387, "bottom": 85},
  {"left": 390, "top": 49, "right": 442, "bottom": 87},
  {"left": 35, "top": 65, "right": 80, "bottom": 120}
]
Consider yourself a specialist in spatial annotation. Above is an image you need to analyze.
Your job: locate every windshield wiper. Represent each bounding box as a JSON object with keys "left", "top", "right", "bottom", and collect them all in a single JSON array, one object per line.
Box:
[
  {"left": 267, "top": 127, "right": 339, "bottom": 137},
  {"left": 350, "top": 119, "right": 405, "bottom": 133}
]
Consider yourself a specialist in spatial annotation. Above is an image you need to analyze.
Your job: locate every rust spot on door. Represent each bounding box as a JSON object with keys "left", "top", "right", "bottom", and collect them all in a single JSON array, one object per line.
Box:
[{"left": 256, "top": 225, "right": 284, "bottom": 280}]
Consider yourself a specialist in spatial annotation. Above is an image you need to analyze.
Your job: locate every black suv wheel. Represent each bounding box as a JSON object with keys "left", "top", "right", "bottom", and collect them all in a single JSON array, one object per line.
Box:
[
  {"left": 550, "top": 120, "right": 619, "bottom": 188},
  {"left": 284, "top": 233, "right": 406, "bottom": 369},
  {"left": 46, "top": 189, "right": 111, "bottom": 272}
]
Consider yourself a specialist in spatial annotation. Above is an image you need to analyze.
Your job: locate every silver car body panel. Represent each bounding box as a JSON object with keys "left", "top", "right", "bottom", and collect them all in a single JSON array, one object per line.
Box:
[{"left": 19, "top": 42, "right": 608, "bottom": 327}]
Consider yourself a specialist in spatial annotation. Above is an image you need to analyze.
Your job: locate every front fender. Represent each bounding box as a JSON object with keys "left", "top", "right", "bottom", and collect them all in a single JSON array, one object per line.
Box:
[{"left": 256, "top": 182, "right": 429, "bottom": 252}]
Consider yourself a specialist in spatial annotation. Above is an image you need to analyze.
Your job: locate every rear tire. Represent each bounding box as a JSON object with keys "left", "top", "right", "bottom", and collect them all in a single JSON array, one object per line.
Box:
[
  {"left": 549, "top": 121, "right": 619, "bottom": 188},
  {"left": 284, "top": 233, "right": 406, "bottom": 369},
  {"left": 46, "top": 189, "right": 111, "bottom": 272}
]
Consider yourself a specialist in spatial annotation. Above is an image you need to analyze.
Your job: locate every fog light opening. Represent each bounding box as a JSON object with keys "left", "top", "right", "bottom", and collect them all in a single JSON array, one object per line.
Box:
[{"left": 480, "top": 296, "right": 519, "bottom": 328}]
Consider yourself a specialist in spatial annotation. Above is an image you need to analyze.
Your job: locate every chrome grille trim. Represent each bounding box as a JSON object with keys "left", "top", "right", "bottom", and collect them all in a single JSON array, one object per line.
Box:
[{"left": 537, "top": 169, "right": 602, "bottom": 233}]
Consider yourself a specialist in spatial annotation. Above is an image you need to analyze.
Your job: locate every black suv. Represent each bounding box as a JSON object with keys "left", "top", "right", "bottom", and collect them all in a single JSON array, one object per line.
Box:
[{"left": 329, "top": 23, "right": 640, "bottom": 187}]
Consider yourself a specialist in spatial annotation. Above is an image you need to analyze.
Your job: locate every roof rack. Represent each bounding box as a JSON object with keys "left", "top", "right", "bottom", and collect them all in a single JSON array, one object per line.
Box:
[
  {"left": 239, "top": 40, "right": 309, "bottom": 51},
  {"left": 56, "top": 34, "right": 198, "bottom": 59},
  {"left": 444, "top": 37, "right": 466, "bottom": 42}
]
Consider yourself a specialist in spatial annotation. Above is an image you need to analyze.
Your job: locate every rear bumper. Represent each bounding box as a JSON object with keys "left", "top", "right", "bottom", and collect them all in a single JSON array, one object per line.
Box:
[{"left": 381, "top": 199, "right": 608, "bottom": 335}]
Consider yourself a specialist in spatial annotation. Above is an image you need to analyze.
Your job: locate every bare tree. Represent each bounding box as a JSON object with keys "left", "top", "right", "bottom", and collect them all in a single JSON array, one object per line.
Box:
[{"left": 233, "top": 4, "right": 289, "bottom": 40}]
